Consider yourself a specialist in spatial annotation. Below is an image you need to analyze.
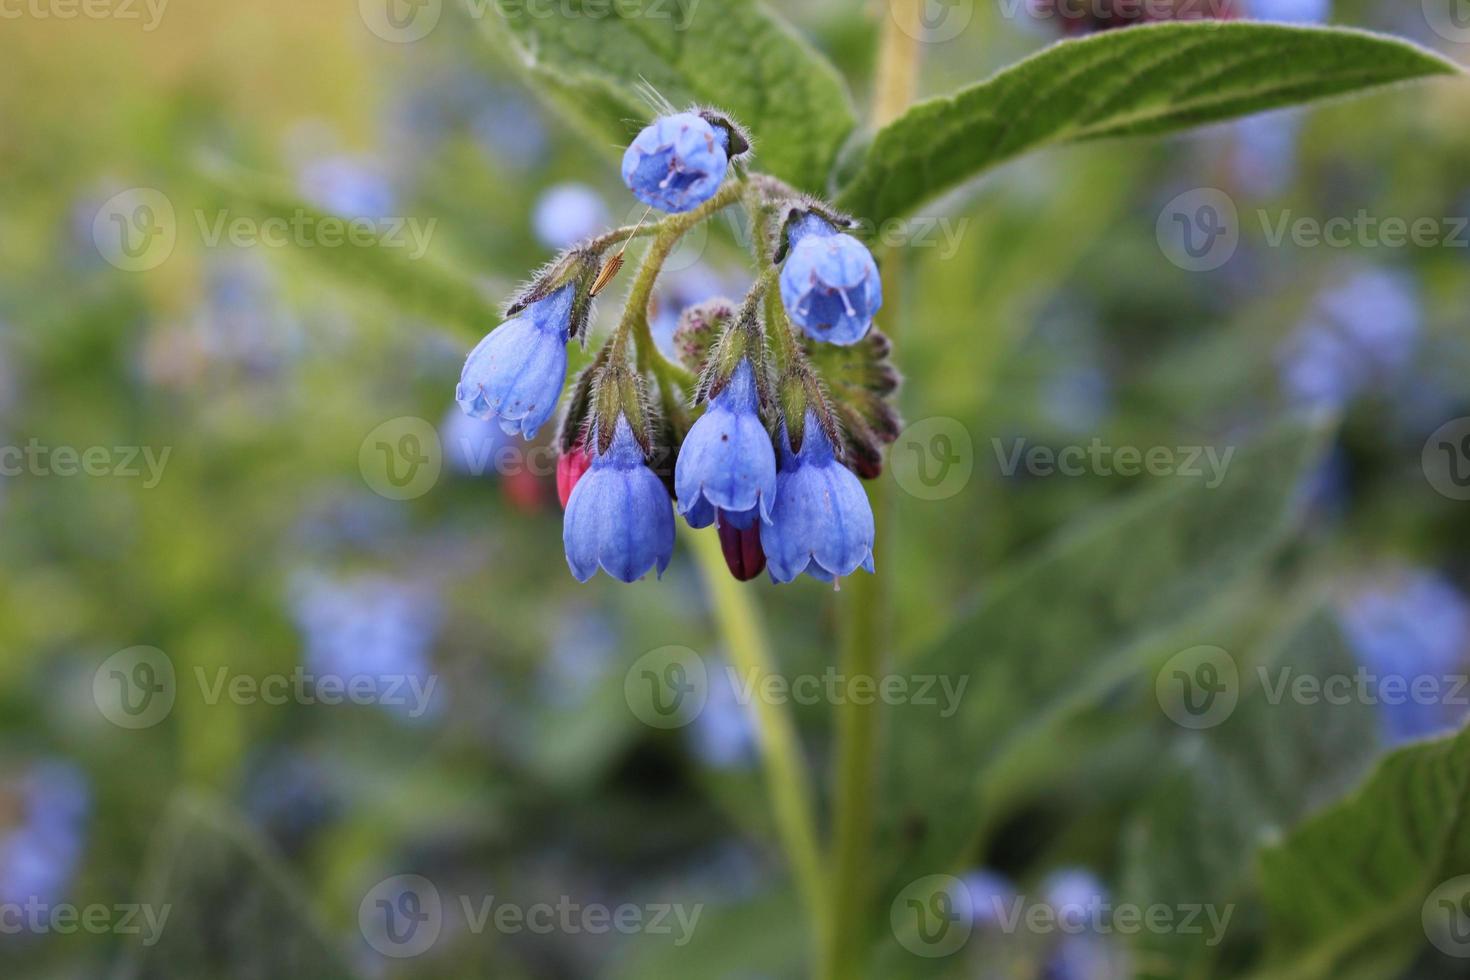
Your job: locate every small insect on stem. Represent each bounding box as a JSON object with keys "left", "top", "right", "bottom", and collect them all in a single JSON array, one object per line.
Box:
[{"left": 590, "top": 204, "right": 654, "bottom": 298}]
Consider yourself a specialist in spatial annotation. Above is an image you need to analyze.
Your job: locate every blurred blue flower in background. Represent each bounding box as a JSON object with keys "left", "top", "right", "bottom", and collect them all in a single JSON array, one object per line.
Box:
[
  {"left": 688, "top": 657, "right": 758, "bottom": 770},
  {"left": 0, "top": 761, "right": 89, "bottom": 912},
  {"left": 196, "top": 255, "right": 302, "bottom": 373},
  {"left": 539, "top": 606, "right": 618, "bottom": 709},
  {"left": 1277, "top": 266, "right": 1421, "bottom": 410},
  {"left": 533, "top": 183, "right": 611, "bottom": 251},
  {"left": 298, "top": 154, "right": 397, "bottom": 222},
  {"left": 1338, "top": 569, "right": 1470, "bottom": 745},
  {"left": 441, "top": 405, "right": 515, "bottom": 478},
  {"left": 962, "top": 868, "right": 1015, "bottom": 927},
  {"left": 290, "top": 571, "right": 443, "bottom": 721},
  {"left": 472, "top": 91, "right": 549, "bottom": 172},
  {"left": 651, "top": 265, "right": 746, "bottom": 359},
  {"left": 1231, "top": 110, "right": 1304, "bottom": 198},
  {"left": 1248, "top": 0, "right": 1330, "bottom": 22},
  {"left": 1042, "top": 869, "right": 1126, "bottom": 980}
]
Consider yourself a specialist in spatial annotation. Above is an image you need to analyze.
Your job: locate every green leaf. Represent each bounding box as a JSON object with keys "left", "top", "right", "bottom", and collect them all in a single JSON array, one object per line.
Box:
[
  {"left": 196, "top": 160, "right": 501, "bottom": 340},
  {"left": 877, "top": 415, "right": 1334, "bottom": 886},
  {"left": 1121, "top": 611, "right": 1381, "bottom": 978},
  {"left": 1257, "top": 725, "right": 1470, "bottom": 979},
  {"left": 482, "top": 0, "right": 856, "bottom": 192},
  {"left": 835, "top": 23, "right": 1459, "bottom": 225},
  {"left": 115, "top": 792, "right": 360, "bottom": 980}
]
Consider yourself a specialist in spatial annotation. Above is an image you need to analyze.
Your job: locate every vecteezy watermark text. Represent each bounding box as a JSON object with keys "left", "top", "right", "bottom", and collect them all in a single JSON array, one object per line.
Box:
[
  {"left": 726, "top": 666, "right": 968, "bottom": 719},
  {"left": 0, "top": 441, "right": 171, "bottom": 488},
  {"left": 0, "top": 898, "right": 170, "bottom": 946},
  {"left": 0, "top": 0, "right": 167, "bottom": 29},
  {"left": 358, "top": 875, "right": 701, "bottom": 958},
  {"left": 993, "top": 438, "right": 1235, "bottom": 487},
  {"left": 194, "top": 209, "right": 436, "bottom": 260}
]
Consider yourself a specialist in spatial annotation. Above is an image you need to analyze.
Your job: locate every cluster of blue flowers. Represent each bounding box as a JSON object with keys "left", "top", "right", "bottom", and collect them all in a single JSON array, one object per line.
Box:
[{"left": 456, "top": 109, "right": 895, "bottom": 584}]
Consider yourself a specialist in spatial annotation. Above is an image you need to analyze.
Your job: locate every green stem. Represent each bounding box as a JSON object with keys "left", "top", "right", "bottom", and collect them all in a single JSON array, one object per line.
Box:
[
  {"left": 684, "top": 526, "right": 830, "bottom": 973},
  {"left": 613, "top": 181, "right": 743, "bottom": 387},
  {"left": 825, "top": 5, "right": 924, "bottom": 977}
]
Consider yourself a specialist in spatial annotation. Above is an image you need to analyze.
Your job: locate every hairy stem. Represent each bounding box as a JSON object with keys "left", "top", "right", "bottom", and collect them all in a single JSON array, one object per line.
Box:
[
  {"left": 826, "top": 5, "right": 924, "bottom": 978},
  {"left": 612, "top": 181, "right": 743, "bottom": 388},
  {"left": 684, "top": 526, "right": 831, "bottom": 973}
]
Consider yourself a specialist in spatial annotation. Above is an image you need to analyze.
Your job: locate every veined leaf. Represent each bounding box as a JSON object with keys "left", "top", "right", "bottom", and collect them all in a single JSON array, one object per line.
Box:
[
  {"left": 480, "top": 0, "right": 856, "bottom": 193},
  {"left": 1121, "top": 611, "right": 1380, "bottom": 979},
  {"left": 1257, "top": 725, "right": 1470, "bottom": 979},
  {"left": 877, "top": 415, "right": 1334, "bottom": 887},
  {"left": 835, "top": 23, "right": 1459, "bottom": 226}
]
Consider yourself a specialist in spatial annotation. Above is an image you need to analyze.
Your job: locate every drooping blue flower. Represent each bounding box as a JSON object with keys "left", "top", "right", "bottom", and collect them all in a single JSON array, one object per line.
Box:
[
  {"left": 675, "top": 361, "right": 776, "bottom": 530},
  {"left": 457, "top": 285, "right": 574, "bottom": 439},
  {"left": 1338, "top": 569, "right": 1470, "bottom": 745},
  {"left": 779, "top": 217, "right": 882, "bottom": 346},
  {"left": 563, "top": 416, "right": 676, "bottom": 582},
  {"left": 621, "top": 113, "right": 729, "bottom": 214},
  {"left": 532, "top": 183, "right": 611, "bottom": 250},
  {"left": 764, "top": 412, "right": 875, "bottom": 584}
]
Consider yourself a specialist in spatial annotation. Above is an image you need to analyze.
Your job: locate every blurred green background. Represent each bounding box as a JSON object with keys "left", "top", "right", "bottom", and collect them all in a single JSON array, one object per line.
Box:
[{"left": 2, "top": 0, "right": 1469, "bottom": 977}]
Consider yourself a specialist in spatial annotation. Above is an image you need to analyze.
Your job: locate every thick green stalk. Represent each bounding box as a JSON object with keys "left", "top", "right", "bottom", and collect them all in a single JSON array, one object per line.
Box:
[
  {"left": 684, "top": 527, "right": 831, "bottom": 972},
  {"left": 825, "top": 3, "right": 924, "bottom": 977}
]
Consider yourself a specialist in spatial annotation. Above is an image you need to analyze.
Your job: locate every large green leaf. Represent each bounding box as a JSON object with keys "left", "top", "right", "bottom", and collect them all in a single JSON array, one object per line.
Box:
[
  {"left": 877, "top": 416, "right": 1334, "bottom": 887},
  {"left": 115, "top": 793, "right": 360, "bottom": 980},
  {"left": 835, "top": 22, "right": 1459, "bottom": 226},
  {"left": 481, "top": 0, "right": 855, "bottom": 192},
  {"left": 1257, "top": 726, "right": 1470, "bottom": 979},
  {"left": 1121, "top": 611, "right": 1381, "bottom": 978}
]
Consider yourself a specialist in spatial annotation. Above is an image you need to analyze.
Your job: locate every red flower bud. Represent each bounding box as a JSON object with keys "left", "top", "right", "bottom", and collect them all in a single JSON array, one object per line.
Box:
[
  {"left": 556, "top": 447, "right": 592, "bottom": 509},
  {"left": 717, "top": 515, "right": 766, "bottom": 582}
]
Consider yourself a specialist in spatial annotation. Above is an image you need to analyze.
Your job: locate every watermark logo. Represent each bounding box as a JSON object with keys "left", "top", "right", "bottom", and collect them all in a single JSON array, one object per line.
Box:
[
  {"left": 93, "top": 188, "right": 176, "bottom": 272},
  {"left": 624, "top": 646, "right": 708, "bottom": 729},
  {"left": 1423, "top": 418, "right": 1470, "bottom": 502},
  {"left": 93, "top": 648, "right": 440, "bottom": 727},
  {"left": 359, "top": 0, "right": 441, "bottom": 42},
  {"left": 1423, "top": 0, "right": 1470, "bottom": 43},
  {"left": 360, "top": 417, "right": 443, "bottom": 501},
  {"left": 1156, "top": 646, "right": 1239, "bottom": 730},
  {"left": 890, "top": 0, "right": 974, "bottom": 44},
  {"left": 891, "top": 875, "right": 973, "bottom": 958},
  {"left": 891, "top": 417, "right": 974, "bottom": 501},
  {"left": 1157, "top": 188, "right": 1239, "bottom": 272},
  {"left": 93, "top": 646, "right": 176, "bottom": 729},
  {"left": 360, "top": 875, "right": 442, "bottom": 958},
  {"left": 1424, "top": 876, "right": 1470, "bottom": 957}
]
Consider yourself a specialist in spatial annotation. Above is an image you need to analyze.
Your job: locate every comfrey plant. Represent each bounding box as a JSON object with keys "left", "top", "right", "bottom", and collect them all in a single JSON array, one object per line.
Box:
[
  {"left": 457, "top": 108, "right": 893, "bottom": 585},
  {"left": 437, "top": 4, "right": 1459, "bottom": 977}
]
